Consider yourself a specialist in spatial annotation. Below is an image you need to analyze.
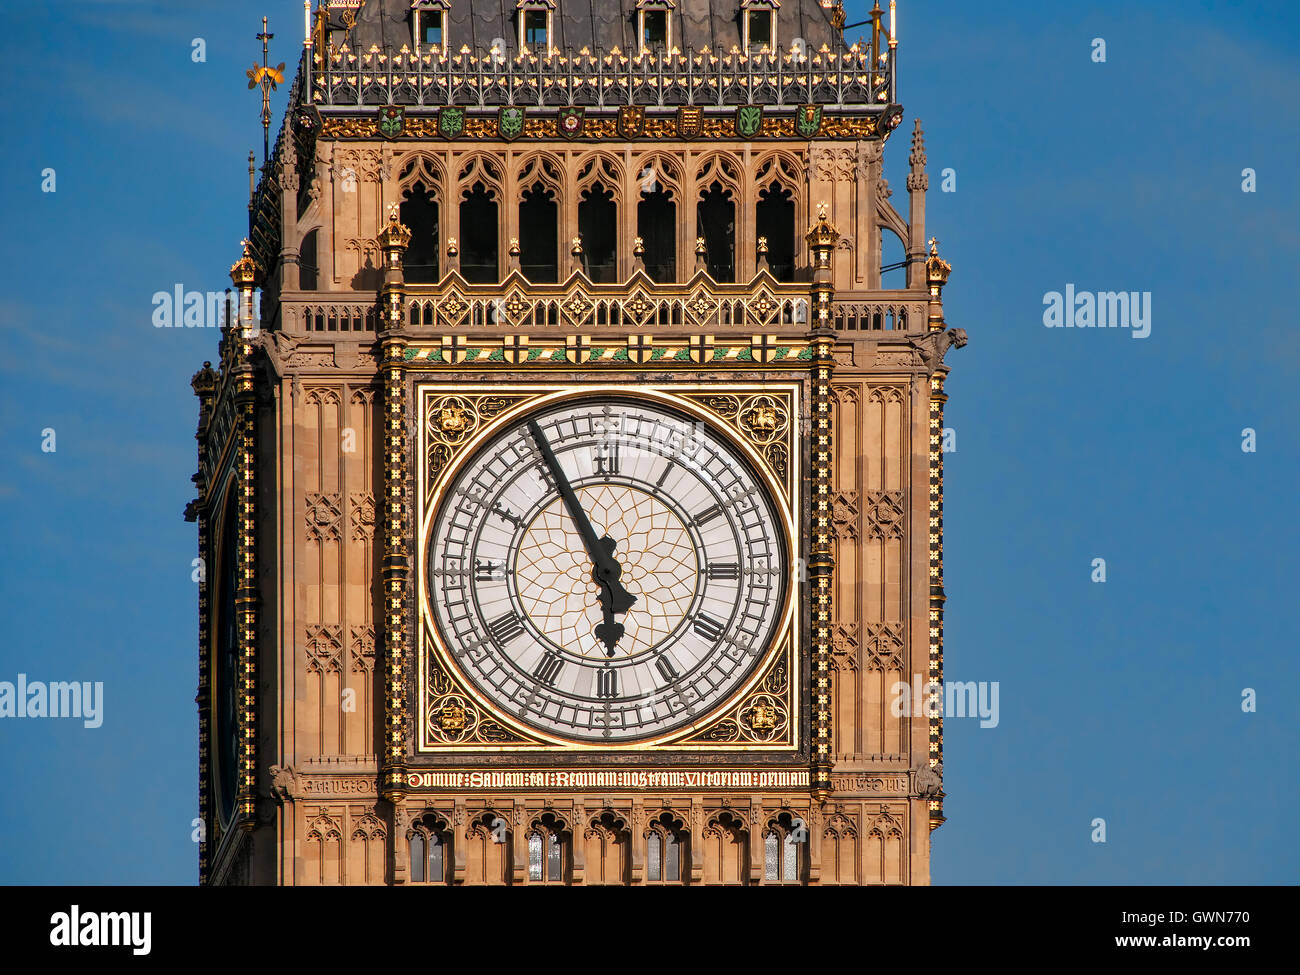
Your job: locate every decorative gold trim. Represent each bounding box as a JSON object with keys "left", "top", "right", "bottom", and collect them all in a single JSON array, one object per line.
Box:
[{"left": 414, "top": 383, "right": 801, "bottom": 753}]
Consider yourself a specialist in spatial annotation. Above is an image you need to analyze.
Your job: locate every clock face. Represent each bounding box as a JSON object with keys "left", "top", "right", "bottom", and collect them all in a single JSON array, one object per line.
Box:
[{"left": 425, "top": 396, "right": 788, "bottom": 743}]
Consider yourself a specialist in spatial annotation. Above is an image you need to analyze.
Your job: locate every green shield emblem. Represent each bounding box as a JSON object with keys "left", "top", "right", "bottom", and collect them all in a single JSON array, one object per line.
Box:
[
  {"left": 438, "top": 106, "right": 466, "bottom": 139},
  {"left": 498, "top": 106, "right": 525, "bottom": 141},
  {"left": 736, "top": 105, "right": 764, "bottom": 138},
  {"left": 796, "top": 104, "right": 824, "bottom": 138}
]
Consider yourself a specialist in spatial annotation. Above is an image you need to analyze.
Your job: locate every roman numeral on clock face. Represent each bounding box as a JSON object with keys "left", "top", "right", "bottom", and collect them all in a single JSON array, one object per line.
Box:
[
  {"left": 692, "top": 503, "right": 723, "bottom": 527},
  {"left": 532, "top": 651, "right": 564, "bottom": 686},
  {"left": 487, "top": 612, "right": 524, "bottom": 648},
  {"left": 706, "top": 561, "right": 740, "bottom": 581},
  {"left": 594, "top": 441, "right": 620, "bottom": 477},
  {"left": 693, "top": 614, "right": 725, "bottom": 644},
  {"left": 655, "top": 656, "right": 679, "bottom": 683},
  {"left": 596, "top": 669, "right": 619, "bottom": 699}
]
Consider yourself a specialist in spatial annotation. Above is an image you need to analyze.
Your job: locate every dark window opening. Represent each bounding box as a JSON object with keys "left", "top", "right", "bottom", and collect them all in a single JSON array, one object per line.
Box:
[
  {"left": 638, "top": 188, "right": 676, "bottom": 283},
  {"left": 410, "top": 816, "right": 450, "bottom": 884},
  {"left": 400, "top": 181, "right": 440, "bottom": 284},
  {"left": 579, "top": 183, "right": 617, "bottom": 283},
  {"left": 524, "top": 10, "right": 549, "bottom": 48},
  {"left": 697, "top": 181, "right": 735, "bottom": 282},
  {"left": 420, "top": 11, "right": 443, "bottom": 48},
  {"left": 460, "top": 182, "right": 499, "bottom": 283},
  {"left": 747, "top": 10, "right": 773, "bottom": 49},
  {"left": 519, "top": 182, "right": 558, "bottom": 283},
  {"left": 756, "top": 184, "right": 795, "bottom": 281},
  {"left": 643, "top": 10, "right": 668, "bottom": 49},
  {"left": 299, "top": 229, "right": 319, "bottom": 291}
]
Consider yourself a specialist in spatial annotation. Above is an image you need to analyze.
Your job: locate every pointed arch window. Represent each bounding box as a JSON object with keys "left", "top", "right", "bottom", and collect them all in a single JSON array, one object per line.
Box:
[
  {"left": 409, "top": 814, "right": 451, "bottom": 884},
  {"left": 756, "top": 182, "right": 795, "bottom": 281},
  {"left": 460, "top": 181, "right": 499, "bottom": 283},
  {"left": 763, "top": 812, "right": 805, "bottom": 885},
  {"left": 578, "top": 182, "right": 617, "bottom": 282},
  {"left": 519, "top": 182, "right": 559, "bottom": 282},
  {"left": 697, "top": 181, "right": 736, "bottom": 282},
  {"left": 400, "top": 181, "right": 440, "bottom": 283},
  {"left": 528, "top": 813, "right": 569, "bottom": 884},
  {"left": 646, "top": 812, "right": 687, "bottom": 884}
]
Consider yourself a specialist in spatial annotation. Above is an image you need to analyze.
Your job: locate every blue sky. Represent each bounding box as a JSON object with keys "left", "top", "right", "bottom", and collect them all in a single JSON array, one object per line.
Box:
[{"left": 0, "top": 0, "right": 1296, "bottom": 884}]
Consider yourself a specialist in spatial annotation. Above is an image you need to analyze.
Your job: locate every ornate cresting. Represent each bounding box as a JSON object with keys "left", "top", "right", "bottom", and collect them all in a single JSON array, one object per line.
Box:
[
  {"left": 925, "top": 238, "right": 952, "bottom": 828},
  {"left": 229, "top": 241, "right": 262, "bottom": 829},
  {"left": 806, "top": 205, "right": 840, "bottom": 802},
  {"left": 190, "top": 360, "right": 219, "bottom": 881},
  {"left": 377, "top": 206, "right": 413, "bottom": 803}
]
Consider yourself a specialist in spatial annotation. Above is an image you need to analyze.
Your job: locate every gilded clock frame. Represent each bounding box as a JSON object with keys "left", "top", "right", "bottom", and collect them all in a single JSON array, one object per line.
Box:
[{"left": 414, "top": 381, "right": 803, "bottom": 753}]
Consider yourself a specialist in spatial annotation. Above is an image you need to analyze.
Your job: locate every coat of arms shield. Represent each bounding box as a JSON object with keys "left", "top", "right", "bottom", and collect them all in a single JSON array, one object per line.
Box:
[
  {"left": 438, "top": 106, "right": 466, "bottom": 139},
  {"left": 378, "top": 105, "right": 405, "bottom": 140},
  {"left": 557, "top": 106, "right": 585, "bottom": 139},
  {"left": 677, "top": 106, "right": 703, "bottom": 139},
  {"left": 795, "top": 105, "right": 824, "bottom": 138},
  {"left": 498, "top": 105, "right": 525, "bottom": 141},
  {"left": 616, "top": 106, "right": 645, "bottom": 139},
  {"left": 736, "top": 105, "right": 764, "bottom": 138}
]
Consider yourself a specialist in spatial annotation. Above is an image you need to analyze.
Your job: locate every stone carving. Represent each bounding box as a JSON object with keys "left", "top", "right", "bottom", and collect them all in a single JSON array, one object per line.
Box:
[
  {"left": 915, "top": 763, "right": 944, "bottom": 799},
  {"left": 305, "top": 492, "right": 343, "bottom": 542},
  {"left": 269, "top": 764, "right": 302, "bottom": 803},
  {"left": 864, "top": 490, "right": 905, "bottom": 541},
  {"left": 831, "top": 490, "right": 859, "bottom": 539},
  {"left": 909, "top": 328, "right": 968, "bottom": 375}
]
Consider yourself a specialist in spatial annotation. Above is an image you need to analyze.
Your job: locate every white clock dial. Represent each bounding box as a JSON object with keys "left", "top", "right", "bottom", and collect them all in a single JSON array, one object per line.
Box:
[{"left": 426, "top": 397, "right": 787, "bottom": 743}]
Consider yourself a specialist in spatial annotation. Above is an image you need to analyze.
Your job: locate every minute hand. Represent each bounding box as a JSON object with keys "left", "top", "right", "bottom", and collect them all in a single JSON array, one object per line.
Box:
[{"left": 527, "top": 421, "right": 637, "bottom": 616}]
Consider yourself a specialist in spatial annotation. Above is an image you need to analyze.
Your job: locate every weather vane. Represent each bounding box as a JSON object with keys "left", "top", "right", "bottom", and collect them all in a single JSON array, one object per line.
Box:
[{"left": 247, "top": 16, "right": 286, "bottom": 163}]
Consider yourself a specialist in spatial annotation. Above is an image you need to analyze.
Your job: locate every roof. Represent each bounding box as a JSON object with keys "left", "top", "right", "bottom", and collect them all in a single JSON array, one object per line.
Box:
[{"left": 328, "top": 0, "right": 845, "bottom": 54}]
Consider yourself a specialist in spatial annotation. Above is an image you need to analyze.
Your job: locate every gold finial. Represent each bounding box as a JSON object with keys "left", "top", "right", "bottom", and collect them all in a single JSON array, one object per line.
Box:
[
  {"left": 831, "top": 0, "right": 847, "bottom": 32},
  {"left": 757, "top": 236, "right": 769, "bottom": 254},
  {"left": 377, "top": 205, "right": 411, "bottom": 250},
  {"left": 571, "top": 235, "right": 583, "bottom": 256},
  {"left": 695, "top": 236, "right": 707, "bottom": 255},
  {"left": 817, "top": 202, "right": 830, "bottom": 220},
  {"left": 509, "top": 237, "right": 521, "bottom": 255},
  {"left": 447, "top": 237, "right": 459, "bottom": 256},
  {"left": 633, "top": 236, "right": 645, "bottom": 256},
  {"left": 230, "top": 238, "right": 260, "bottom": 288},
  {"left": 926, "top": 238, "right": 952, "bottom": 288}
]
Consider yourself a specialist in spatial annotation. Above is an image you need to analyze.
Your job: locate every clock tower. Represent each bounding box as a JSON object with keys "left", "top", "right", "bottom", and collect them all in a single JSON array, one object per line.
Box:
[{"left": 191, "top": 0, "right": 964, "bottom": 885}]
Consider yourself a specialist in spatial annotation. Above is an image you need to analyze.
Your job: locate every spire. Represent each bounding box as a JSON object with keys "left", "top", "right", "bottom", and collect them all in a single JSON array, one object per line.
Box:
[{"left": 907, "top": 118, "right": 928, "bottom": 192}]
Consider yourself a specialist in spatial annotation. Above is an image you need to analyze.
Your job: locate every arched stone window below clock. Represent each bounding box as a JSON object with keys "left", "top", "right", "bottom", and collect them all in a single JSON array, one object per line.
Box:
[
  {"left": 763, "top": 811, "right": 807, "bottom": 885},
  {"left": 528, "top": 812, "right": 571, "bottom": 884},
  {"left": 702, "top": 811, "right": 749, "bottom": 885},
  {"left": 583, "top": 811, "right": 631, "bottom": 885},
  {"left": 408, "top": 813, "right": 451, "bottom": 884},
  {"left": 646, "top": 812, "right": 688, "bottom": 884}
]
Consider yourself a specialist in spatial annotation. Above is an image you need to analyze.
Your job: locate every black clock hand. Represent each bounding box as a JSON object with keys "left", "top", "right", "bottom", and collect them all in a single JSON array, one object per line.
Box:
[{"left": 527, "top": 421, "right": 636, "bottom": 654}]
